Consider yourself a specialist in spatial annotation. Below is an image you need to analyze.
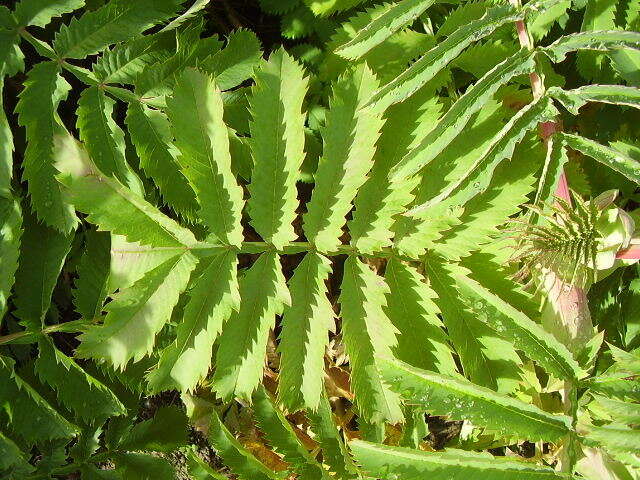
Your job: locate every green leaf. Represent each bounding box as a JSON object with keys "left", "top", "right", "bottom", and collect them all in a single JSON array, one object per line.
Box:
[
  {"left": 349, "top": 94, "right": 442, "bottom": 254},
  {"left": 392, "top": 99, "right": 505, "bottom": 258},
  {"left": 0, "top": 431, "right": 33, "bottom": 474},
  {"left": 201, "top": 29, "right": 262, "bottom": 91},
  {"left": 12, "top": 210, "right": 73, "bottom": 329},
  {"left": 35, "top": 337, "right": 125, "bottom": 423},
  {"left": 425, "top": 258, "right": 523, "bottom": 393},
  {"left": 454, "top": 274, "right": 585, "bottom": 381},
  {"left": 378, "top": 356, "right": 572, "bottom": 442},
  {"left": 0, "top": 30, "right": 24, "bottom": 78},
  {"left": 77, "top": 86, "right": 138, "bottom": 188},
  {"left": 14, "top": 0, "right": 84, "bottom": 27},
  {"left": 532, "top": 135, "right": 568, "bottom": 218},
  {"left": 278, "top": 252, "right": 334, "bottom": 411},
  {"left": 80, "top": 465, "right": 122, "bottom": 480},
  {"left": 576, "top": 0, "right": 617, "bottom": 82},
  {"left": 213, "top": 251, "right": 290, "bottom": 401},
  {"left": 334, "top": 0, "right": 436, "bottom": 60},
  {"left": 114, "top": 453, "right": 175, "bottom": 480},
  {"left": 0, "top": 197, "right": 21, "bottom": 324},
  {"left": 303, "top": 64, "right": 383, "bottom": 252},
  {"left": 76, "top": 252, "right": 197, "bottom": 369},
  {"left": 407, "top": 96, "right": 558, "bottom": 216},
  {"left": 186, "top": 449, "right": 227, "bottom": 480},
  {"left": 252, "top": 386, "right": 327, "bottom": 479},
  {"left": 560, "top": 132, "right": 640, "bottom": 185},
  {"left": 383, "top": 258, "right": 457, "bottom": 375},
  {"left": 543, "top": 30, "right": 640, "bottom": 63},
  {"left": 247, "top": 48, "right": 308, "bottom": 249},
  {"left": 609, "top": 49, "right": 640, "bottom": 86},
  {"left": 134, "top": 30, "right": 222, "bottom": 102},
  {"left": 436, "top": 2, "right": 488, "bottom": 38},
  {"left": 339, "top": 255, "right": 403, "bottom": 424},
  {"left": 118, "top": 406, "right": 187, "bottom": 452},
  {"left": 0, "top": 356, "right": 78, "bottom": 443},
  {"left": 351, "top": 440, "right": 572, "bottom": 479},
  {"left": 73, "top": 230, "right": 111, "bottom": 321},
  {"left": 586, "top": 425, "right": 640, "bottom": 454},
  {"left": 307, "top": 393, "right": 357, "bottom": 478},
  {"left": 364, "top": 4, "right": 521, "bottom": 111},
  {"left": 125, "top": 101, "right": 198, "bottom": 220},
  {"left": 389, "top": 49, "right": 536, "bottom": 182},
  {"left": 305, "top": 0, "right": 368, "bottom": 16},
  {"left": 93, "top": 34, "right": 170, "bottom": 84},
  {"left": 548, "top": 85, "right": 640, "bottom": 114},
  {"left": 54, "top": 0, "right": 183, "bottom": 59},
  {"left": 167, "top": 68, "right": 244, "bottom": 246},
  {"left": 208, "top": 409, "right": 278, "bottom": 480},
  {"left": 590, "top": 394, "right": 640, "bottom": 424},
  {"left": 259, "top": 0, "right": 300, "bottom": 14},
  {"left": 528, "top": 0, "right": 570, "bottom": 41},
  {"left": 161, "top": 0, "right": 212, "bottom": 31},
  {"left": 58, "top": 150, "right": 198, "bottom": 248},
  {"left": 16, "top": 61, "right": 77, "bottom": 232},
  {"left": 148, "top": 250, "right": 239, "bottom": 393},
  {"left": 433, "top": 145, "right": 538, "bottom": 260},
  {"left": 0, "top": 79, "right": 13, "bottom": 197}
]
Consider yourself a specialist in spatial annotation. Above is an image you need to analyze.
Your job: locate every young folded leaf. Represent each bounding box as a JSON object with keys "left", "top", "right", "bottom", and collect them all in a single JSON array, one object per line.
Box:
[
  {"left": 407, "top": 96, "right": 558, "bottom": 216},
  {"left": 148, "top": 250, "right": 239, "bottom": 393},
  {"left": 390, "top": 49, "right": 536, "bottom": 182},
  {"left": 542, "top": 30, "right": 640, "bottom": 64},
  {"left": 167, "top": 68, "right": 244, "bottom": 246},
  {"left": 364, "top": 4, "right": 521, "bottom": 111},
  {"left": 548, "top": 85, "right": 640, "bottom": 114},
  {"left": 454, "top": 274, "right": 585, "bottom": 381},
  {"left": 334, "top": 0, "right": 436, "bottom": 60},
  {"left": 213, "top": 251, "right": 290, "bottom": 401},
  {"left": 560, "top": 132, "right": 640, "bottom": 185},
  {"left": 532, "top": 136, "right": 568, "bottom": 216},
  {"left": 303, "top": 64, "right": 383, "bottom": 252},
  {"left": 351, "top": 440, "right": 573, "bottom": 479},
  {"left": 278, "top": 252, "right": 334, "bottom": 411},
  {"left": 339, "top": 255, "right": 403, "bottom": 424},
  {"left": 378, "top": 356, "right": 572, "bottom": 442},
  {"left": 248, "top": 48, "right": 308, "bottom": 249}
]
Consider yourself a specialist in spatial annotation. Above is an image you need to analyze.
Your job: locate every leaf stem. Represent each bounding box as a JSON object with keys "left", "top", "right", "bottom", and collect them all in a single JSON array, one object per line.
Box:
[{"left": 509, "top": 1, "right": 584, "bottom": 473}]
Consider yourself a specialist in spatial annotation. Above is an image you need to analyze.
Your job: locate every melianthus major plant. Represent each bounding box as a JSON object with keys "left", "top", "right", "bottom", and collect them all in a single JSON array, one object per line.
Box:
[{"left": 1, "top": 0, "right": 640, "bottom": 479}]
